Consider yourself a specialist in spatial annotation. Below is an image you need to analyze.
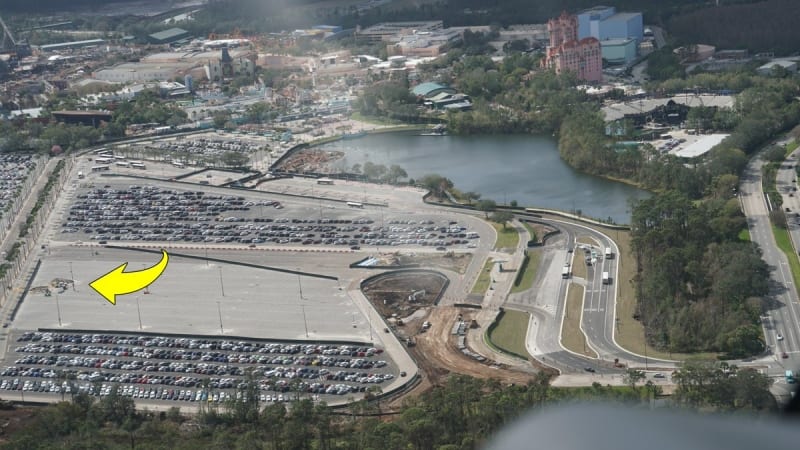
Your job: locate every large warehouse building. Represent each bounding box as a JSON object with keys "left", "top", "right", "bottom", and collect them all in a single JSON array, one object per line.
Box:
[
  {"left": 148, "top": 27, "right": 191, "bottom": 45},
  {"left": 601, "top": 38, "right": 637, "bottom": 65},
  {"left": 577, "top": 6, "right": 643, "bottom": 44}
]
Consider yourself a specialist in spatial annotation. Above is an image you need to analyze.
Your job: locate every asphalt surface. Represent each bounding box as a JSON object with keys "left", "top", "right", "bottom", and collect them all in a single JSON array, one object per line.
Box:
[
  {"left": 740, "top": 150, "right": 800, "bottom": 357},
  {"left": 510, "top": 218, "right": 641, "bottom": 374},
  {"left": 736, "top": 137, "right": 800, "bottom": 396}
]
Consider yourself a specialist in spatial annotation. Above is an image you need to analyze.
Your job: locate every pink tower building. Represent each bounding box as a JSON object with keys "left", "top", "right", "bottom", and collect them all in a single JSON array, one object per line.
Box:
[{"left": 544, "top": 12, "right": 602, "bottom": 83}]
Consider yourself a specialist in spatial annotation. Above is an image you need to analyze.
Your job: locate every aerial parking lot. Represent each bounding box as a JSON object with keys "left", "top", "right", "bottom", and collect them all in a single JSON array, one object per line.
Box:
[
  {"left": 0, "top": 155, "right": 496, "bottom": 405},
  {"left": 60, "top": 178, "right": 483, "bottom": 251},
  {"left": 0, "top": 154, "right": 39, "bottom": 217},
  {"left": 16, "top": 246, "right": 370, "bottom": 342},
  {"left": 1, "top": 330, "right": 398, "bottom": 406}
]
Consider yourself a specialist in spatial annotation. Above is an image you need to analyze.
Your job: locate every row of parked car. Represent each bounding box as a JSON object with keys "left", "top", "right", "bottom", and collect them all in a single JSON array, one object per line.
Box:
[
  {"left": 62, "top": 184, "right": 480, "bottom": 248},
  {"left": 17, "top": 333, "right": 382, "bottom": 357},
  {"left": 0, "top": 378, "right": 317, "bottom": 404},
  {"left": 0, "top": 154, "right": 36, "bottom": 217},
  {"left": 8, "top": 332, "right": 396, "bottom": 403}
]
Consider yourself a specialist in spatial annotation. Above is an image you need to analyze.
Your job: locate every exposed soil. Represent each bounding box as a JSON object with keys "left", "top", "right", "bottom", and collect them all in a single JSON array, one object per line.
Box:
[
  {"left": 274, "top": 149, "right": 344, "bottom": 173},
  {"left": 409, "top": 306, "right": 544, "bottom": 386},
  {"left": 361, "top": 271, "right": 447, "bottom": 322},
  {"left": 394, "top": 252, "right": 472, "bottom": 274},
  {"left": 526, "top": 222, "right": 556, "bottom": 244}
]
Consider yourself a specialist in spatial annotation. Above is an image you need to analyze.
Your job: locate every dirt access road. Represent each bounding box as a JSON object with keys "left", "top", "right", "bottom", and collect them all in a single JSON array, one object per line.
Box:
[{"left": 410, "top": 306, "right": 548, "bottom": 386}]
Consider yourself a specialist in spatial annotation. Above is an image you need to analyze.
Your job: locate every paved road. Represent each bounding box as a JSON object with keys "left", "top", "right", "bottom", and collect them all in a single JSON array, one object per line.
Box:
[{"left": 739, "top": 142, "right": 800, "bottom": 374}]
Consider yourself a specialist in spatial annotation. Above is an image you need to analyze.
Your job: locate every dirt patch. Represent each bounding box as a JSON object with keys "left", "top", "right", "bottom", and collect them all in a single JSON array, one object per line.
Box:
[
  {"left": 411, "top": 306, "right": 548, "bottom": 386},
  {"left": 392, "top": 252, "right": 472, "bottom": 274},
  {"left": 526, "top": 222, "right": 556, "bottom": 244},
  {"left": 274, "top": 148, "right": 344, "bottom": 173},
  {"left": 362, "top": 271, "right": 447, "bottom": 325},
  {"left": 29, "top": 278, "right": 74, "bottom": 296}
]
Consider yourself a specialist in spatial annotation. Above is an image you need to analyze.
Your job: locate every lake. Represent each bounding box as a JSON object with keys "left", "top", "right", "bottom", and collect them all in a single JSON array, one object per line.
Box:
[{"left": 318, "top": 132, "right": 650, "bottom": 224}]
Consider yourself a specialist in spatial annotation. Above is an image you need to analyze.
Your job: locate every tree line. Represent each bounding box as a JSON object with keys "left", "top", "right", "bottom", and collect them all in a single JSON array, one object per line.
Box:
[{"left": 1, "top": 367, "right": 777, "bottom": 449}]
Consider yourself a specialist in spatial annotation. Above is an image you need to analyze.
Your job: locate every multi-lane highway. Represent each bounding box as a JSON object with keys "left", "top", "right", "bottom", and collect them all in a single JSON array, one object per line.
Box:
[{"left": 740, "top": 148, "right": 800, "bottom": 363}]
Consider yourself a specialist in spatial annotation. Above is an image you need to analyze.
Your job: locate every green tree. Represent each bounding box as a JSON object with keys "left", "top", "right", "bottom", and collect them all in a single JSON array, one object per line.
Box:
[
  {"left": 490, "top": 210, "right": 514, "bottom": 229},
  {"left": 476, "top": 199, "right": 497, "bottom": 218},
  {"left": 419, "top": 173, "right": 453, "bottom": 199},
  {"left": 213, "top": 110, "right": 232, "bottom": 129},
  {"left": 383, "top": 164, "right": 408, "bottom": 184},
  {"left": 622, "top": 369, "right": 646, "bottom": 392},
  {"left": 220, "top": 151, "right": 250, "bottom": 168}
]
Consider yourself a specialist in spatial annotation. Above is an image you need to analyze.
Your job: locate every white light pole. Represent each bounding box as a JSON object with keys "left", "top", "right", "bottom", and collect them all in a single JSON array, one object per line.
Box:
[
  {"left": 301, "top": 304, "right": 309, "bottom": 338},
  {"left": 55, "top": 293, "right": 62, "bottom": 327},
  {"left": 136, "top": 297, "right": 143, "bottom": 330},
  {"left": 217, "top": 301, "right": 224, "bottom": 335},
  {"left": 69, "top": 262, "right": 75, "bottom": 291}
]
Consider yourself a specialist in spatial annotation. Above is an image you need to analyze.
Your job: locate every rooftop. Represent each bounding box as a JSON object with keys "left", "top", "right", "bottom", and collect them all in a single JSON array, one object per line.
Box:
[
  {"left": 580, "top": 5, "right": 615, "bottom": 14},
  {"left": 602, "top": 95, "right": 734, "bottom": 122},
  {"left": 601, "top": 38, "right": 635, "bottom": 46},
  {"left": 360, "top": 21, "right": 443, "bottom": 34},
  {"left": 759, "top": 60, "right": 798, "bottom": 69},
  {"left": 39, "top": 39, "right": 105, "bottom": 51},
  {"left": 411, "top": 82, "right": 452, "bottom": 97},
  {"left": 672, "top": 134, "right": 729, "bottom": 158},
  {"left": 149, "top": 27, "right": 189, "bottom": 42},
  {"left": 604, "top": 12, "right": 642, "bottom": 21}
]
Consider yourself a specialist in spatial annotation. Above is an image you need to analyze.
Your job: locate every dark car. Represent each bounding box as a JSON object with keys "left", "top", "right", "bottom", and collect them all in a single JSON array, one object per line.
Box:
[{"left": 584, "top": 367, "right": 596, "bottom": 373}]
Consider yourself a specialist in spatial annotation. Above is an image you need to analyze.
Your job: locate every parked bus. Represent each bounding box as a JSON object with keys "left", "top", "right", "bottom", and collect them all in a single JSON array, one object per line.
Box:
[
  {"left": 130, "top": 162, "right": 146, "bottom": 170},
  {"left": 113, "top": 155, "right": 126, "bottom": 161},
  {"left": 605, "top": 247, "right": 613, "bottom": 259},
  {"left": 787, "top": 370, "right": 795, "bottom": 384},
  {"left": 92, "top": 148, "right": 108, "bottom": 154},
  {"left": 172, "top": 162, "right": 185, "bottom": 168},
  {"left": 116, "top": 161, "right": 130, "bottom": 167},
  {"left": 317, "top": 178, "right": 334, "bottom": 185},
  {"left": 91, "top": 166, "right": 110, "bottom": 172},
  {"left": 347, "top": 202, "right": 364, "bottom": 209},
  {"left": 602, "top": 271, "right": 611, "bottom": 285},
  {"left": 94, "top": 157, "right": 112, "bottom": 165},
  {"left": 562, "top": 265, "right": 571, "bottom": 279}
]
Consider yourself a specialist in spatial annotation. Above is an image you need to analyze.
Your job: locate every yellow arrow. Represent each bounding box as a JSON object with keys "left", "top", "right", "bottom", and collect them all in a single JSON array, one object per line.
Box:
[{"left": 89, "top": 250, "right": 169, "bottom": 305}]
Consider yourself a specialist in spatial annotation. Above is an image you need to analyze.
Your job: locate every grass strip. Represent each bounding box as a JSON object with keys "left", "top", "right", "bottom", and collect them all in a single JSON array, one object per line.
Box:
[
  {"left": 471, "top": 258, "right": 494, "bottom": 295},
  {"left": 491, "top": 222, "right": 519, "bottom": 250},
  {"left": 773, "top": 225, "right": 800, "bottom": 290},
  {"left": 561, "top": 284, "right": 597, "bottom": 358},
  {"left": 486, "top": 309, "right": 531, "bottom": 359},
  {"left": 511, "top": 250, "right": 541, "bottom": 293}
]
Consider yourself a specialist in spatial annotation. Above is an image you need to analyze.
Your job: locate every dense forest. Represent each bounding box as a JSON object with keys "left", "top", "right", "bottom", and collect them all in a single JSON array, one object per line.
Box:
[
  {"left": 667, "top": 0, "right": 800, "bottom": 54},
  {"left": 0, "top": 367, "right": 777, "bottom": 449}
]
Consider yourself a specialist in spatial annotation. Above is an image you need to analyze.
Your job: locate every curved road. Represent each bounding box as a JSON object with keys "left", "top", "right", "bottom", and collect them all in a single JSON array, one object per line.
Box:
[{"left": 506, "top": 216, "right": 660, "bottom": 374}]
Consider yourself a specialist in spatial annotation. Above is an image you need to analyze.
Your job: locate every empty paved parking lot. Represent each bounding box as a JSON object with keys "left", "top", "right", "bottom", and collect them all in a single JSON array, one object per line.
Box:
[{"left": 14, "top": 246, "right": 373, "bottom": 343}]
